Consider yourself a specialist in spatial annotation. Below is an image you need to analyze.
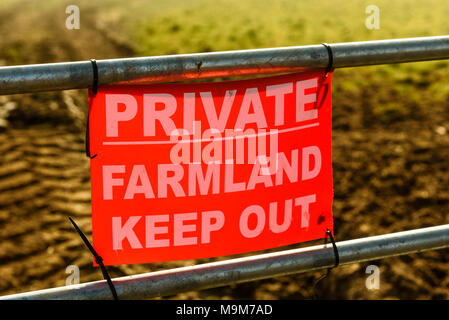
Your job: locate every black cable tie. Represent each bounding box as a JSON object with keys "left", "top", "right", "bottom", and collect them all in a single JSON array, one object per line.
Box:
[
  {"left": 85, "top": 59, "right": 98, "bottom": 159},
  {"left": 312, "top": 228, "right": 339, "bottom": 299},
  {"left": 321, "top": 43, "right": 334, "bottom": 77},
  {"left": 326, "top": 228, "right": 339, "bottom": 268},
  {"left": 85, "top": 110, "right": 97, "bottom": 159},
  {"left": 90, "top": 59, "right": 99, "bottom": 95},
  {"left": 68, "top": 216, "right": 119, "bottom": 300}
]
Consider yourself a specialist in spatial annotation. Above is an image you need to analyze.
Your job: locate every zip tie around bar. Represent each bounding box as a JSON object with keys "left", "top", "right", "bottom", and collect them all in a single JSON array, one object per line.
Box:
[
  {"left": 90, "top": 59, "right": 99, "bottom": 95},
  {"left": 85, "top": 59, "right": 98, "bottom": 159},
  {"left": 312, "top": 228, "right": 339, "bottom": 299},
  {"left": 68, "top": 216, "right": 119, "bottom": 300},
  {"left": 321, "top": 43, "right": 334, "bottom": 76}
]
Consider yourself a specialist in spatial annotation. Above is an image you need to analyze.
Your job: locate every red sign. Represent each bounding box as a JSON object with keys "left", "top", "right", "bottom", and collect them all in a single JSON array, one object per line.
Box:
[{"left": 88, "top": 70, "right": 333, "bottom": 266}]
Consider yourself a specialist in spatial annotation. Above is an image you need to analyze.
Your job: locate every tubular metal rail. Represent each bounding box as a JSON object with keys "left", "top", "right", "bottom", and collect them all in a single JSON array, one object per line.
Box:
[
  {"left": 0, "top": 36, "right": 449, "bottom": 95},
  {"left": 2, "top": 225, "right": 449, "bottom": 300},
  {"left": 1, "top": 35, "right": 449, "bottom": 299}
]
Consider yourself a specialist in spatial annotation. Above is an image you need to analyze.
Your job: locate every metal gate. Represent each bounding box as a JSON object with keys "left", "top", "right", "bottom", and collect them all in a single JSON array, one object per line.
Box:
[{"left": 1, "top": 35, "right": 449, "bottom": 300}]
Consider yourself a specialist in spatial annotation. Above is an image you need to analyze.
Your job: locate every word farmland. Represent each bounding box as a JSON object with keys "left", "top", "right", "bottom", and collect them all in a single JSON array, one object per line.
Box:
[{"left": 88, "top": 70, "right": 334, "bottom": 266}]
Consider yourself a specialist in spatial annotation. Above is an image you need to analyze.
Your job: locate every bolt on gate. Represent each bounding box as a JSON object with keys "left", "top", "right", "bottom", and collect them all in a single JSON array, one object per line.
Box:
[{"left": 1, "top": 36, "right": 449, "bottom": 300}]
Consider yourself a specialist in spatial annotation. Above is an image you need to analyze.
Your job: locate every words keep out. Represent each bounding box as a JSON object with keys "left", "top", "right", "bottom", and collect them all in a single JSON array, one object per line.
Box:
[{"left": 112, "top": 193, "right": 317, "bottom": 250}]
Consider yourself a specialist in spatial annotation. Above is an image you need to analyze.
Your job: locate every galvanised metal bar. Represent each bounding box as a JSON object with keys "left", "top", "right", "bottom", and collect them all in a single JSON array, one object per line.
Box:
[
  {"left": 1, "top": 36, "right": 449, "bottom": 95},
  {"left": 2, "top": 224, "right": 449, "bottom": 300}
]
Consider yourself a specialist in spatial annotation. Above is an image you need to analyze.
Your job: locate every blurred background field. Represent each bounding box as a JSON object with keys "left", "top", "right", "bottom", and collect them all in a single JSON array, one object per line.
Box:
[{"left": 1, "top": 0, "right": 449, "bottom": 299}]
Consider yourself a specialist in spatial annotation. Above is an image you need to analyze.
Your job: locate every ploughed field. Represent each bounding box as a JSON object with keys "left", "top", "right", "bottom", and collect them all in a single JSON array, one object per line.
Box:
[{"left": 1, "top": 0, "right": 449, "bottom": 299}]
